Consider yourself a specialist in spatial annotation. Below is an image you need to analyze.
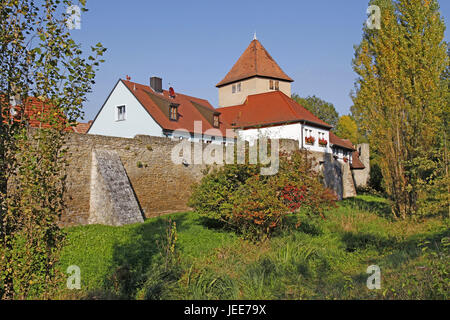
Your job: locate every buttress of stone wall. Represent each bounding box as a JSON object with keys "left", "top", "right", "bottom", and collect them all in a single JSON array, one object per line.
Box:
[
  {"left": 342, "top": 161, "right": 357, "bottom": 198},
  {"left": 89, "top": 149, "right": 144, "bottom": 226},
  {"left": 61, "top": 133, "right": 210, "bottom": 226}
]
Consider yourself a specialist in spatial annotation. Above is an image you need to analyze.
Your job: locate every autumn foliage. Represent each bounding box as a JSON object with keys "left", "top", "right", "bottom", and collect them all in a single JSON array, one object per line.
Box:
[
  {"left": 351, "top": 0, "right": 448, "bottom": 218},
  {"left": 189, "top": 150, "right": 337, "bottom": 241}
]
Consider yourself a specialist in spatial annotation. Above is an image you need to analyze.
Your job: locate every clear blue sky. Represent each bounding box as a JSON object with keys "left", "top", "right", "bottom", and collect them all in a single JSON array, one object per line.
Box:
[{"left": 72, "top": 0, "right": 450, "bottom": 121}]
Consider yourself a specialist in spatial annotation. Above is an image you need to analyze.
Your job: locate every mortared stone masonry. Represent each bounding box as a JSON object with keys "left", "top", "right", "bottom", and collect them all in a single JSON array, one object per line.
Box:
[{"left": 60, "top": 132, "right": 355, "bottom": 227}]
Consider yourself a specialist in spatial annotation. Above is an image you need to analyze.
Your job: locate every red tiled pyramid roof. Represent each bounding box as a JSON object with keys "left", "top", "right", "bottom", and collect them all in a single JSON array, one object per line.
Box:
[{"left": 216, "top": 39, "right": 294, "bottom": 87}]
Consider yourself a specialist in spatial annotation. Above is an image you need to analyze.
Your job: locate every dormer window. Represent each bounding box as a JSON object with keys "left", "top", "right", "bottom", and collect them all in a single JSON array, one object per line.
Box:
[
  {"left": 213, "top": 115, "right": 220, "bottom": 128},
  {"left": 169, "top": 105, "right": 178, "bottom": 121},
  {"left": 275, "top": 80, "right": 279, "bottom": 91},
  {"left": 269, "top": 80, "right": 274, "bottom": 90}
]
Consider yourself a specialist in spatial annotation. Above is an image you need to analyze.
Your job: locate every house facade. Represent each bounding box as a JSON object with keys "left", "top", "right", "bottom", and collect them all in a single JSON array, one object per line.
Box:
[{"left": 88, "top": 77, "right": 235, "bottom": 144}]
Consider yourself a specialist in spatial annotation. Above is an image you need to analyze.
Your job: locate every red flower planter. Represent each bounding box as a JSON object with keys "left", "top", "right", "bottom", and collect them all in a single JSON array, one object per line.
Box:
[
  {"left": 305, "top": 136, "right": 315, "bottom": 145},
  {"left": 319, "top": 139, "right": 328, "bottom": 147}
]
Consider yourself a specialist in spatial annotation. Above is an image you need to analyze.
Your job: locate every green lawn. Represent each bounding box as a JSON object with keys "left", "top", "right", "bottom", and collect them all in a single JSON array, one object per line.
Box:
[{"left": 58, "top": 195, "right": 449, "bottom": 300}]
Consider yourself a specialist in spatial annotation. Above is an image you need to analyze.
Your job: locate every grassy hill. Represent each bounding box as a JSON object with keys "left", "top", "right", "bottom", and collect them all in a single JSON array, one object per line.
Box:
[{"left": 57, "top": 195, "right": 449, "bottom": 300}]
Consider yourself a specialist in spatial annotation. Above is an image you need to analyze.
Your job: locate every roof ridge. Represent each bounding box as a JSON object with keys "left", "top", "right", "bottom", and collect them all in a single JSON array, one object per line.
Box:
[
  {"left": 278, "top": 91, "right": 301, "bottom": 119},
  {"left": 123, "top": 79, "right": 211, "bottom": 105},
  {"left": 254, "top": 40, "right": 258, "bottom": 75}
]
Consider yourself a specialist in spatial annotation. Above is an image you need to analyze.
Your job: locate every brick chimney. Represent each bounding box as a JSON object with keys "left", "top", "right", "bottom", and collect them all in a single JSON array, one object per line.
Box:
[{"left": 150, "top": 76, "right": 163, "bottom": 93}]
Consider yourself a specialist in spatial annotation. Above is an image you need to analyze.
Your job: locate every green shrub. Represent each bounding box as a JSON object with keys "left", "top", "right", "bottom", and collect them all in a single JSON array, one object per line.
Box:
[
  {"left": 189, "top": 150, "right": 337, "bottom": 241},
  {"left": 188, "top": 164, "right": 261, "bottom": 224},
  {"left": 231, "top": 176, "right": 287, "bottom": 241},
  {"left": 275, "top": 151, "right": 337, "bottom": 221}
]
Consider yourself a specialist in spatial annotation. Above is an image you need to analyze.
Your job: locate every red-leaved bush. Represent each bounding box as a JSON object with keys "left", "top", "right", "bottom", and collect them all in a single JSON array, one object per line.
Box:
[
  {"left": 189, "top": 149, "right": 337, "bottom": 241},
  {"left": 281, "top": 184, "right": 306, "bottom": 212}
]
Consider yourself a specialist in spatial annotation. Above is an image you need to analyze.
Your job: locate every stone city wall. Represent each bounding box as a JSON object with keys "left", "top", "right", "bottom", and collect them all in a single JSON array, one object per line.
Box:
[{"left": 61, "top": 132, "right": 354, "bottom": 226}]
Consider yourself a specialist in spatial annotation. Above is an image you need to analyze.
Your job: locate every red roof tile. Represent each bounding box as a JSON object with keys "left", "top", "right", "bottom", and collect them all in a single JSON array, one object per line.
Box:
[
  {"left": 216, "top": 39, "right": 293, "bottom": 87},
  {"left": 351, "top": 151, "right": 365, "bottom": 170},
  {"left": 2, "top": 96, "right": 74, "bottom": 131},
  {"left": 216, "top": 91, "right": 332, "bottom": 129},
  {"left": 73, "top": 121, "right": 92, "bottom": 134},
  {"left": 329, "top": 132, "right": 355, "bottom": 150},
  {"left": 121, "top": 80, "right": 235, "bottom": 138}
]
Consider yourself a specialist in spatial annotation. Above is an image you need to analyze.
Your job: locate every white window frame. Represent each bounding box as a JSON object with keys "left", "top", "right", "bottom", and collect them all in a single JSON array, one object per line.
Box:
[{"left": 116, "top": 105, "right": 126, "bottom": 121}]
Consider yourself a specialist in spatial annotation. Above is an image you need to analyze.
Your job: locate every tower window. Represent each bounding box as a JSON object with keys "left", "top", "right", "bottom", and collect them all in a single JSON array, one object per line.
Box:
[
  {"left": 117, "top": 105, "right": 126, "bottom": 121},
  {"left": 232, "top": 83, "right": 241, "bottom": 94},
  {"left": 269, "top": 80, "right": 279, "bottom": 90},
  {"left": 170, "top": 105, "right": 178, "bottom": 121},
  {"left": 213, "top": 115, "right": 220, "bottom": 128}
]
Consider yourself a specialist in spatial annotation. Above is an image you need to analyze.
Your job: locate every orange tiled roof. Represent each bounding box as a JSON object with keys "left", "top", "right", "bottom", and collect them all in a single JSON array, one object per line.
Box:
[
  {"left": 216, "top": 39, "right": 294, "bottom": 87},
  {"left": 121, "top": 80, "right": 235, "bottom": 138},
  {"left": 329, "top": 132, "right": 355, "bottom": 150},
  {"left": 216, "top": 91, "right": 332, "bottom": 129},
  {"left": 2, "top": 96, "right": 74, "bottom": 131},
  {"left": 73, "top": 121, "right": 92, "bottom": 134},
  {"left": 351, "top": 151, "right": 365, "bottom": 170}
]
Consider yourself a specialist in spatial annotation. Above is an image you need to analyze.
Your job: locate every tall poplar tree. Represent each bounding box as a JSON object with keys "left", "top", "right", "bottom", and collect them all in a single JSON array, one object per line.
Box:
[
  {"left": 352, "top": 0, "right": 448, "bottom": 218},
  {"left": 335, "top": 115, "right": 360, "bottom": 145}
]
